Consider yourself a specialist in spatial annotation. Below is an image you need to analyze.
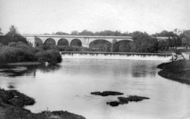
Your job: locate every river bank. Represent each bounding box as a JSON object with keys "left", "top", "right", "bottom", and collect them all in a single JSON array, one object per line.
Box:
[
  {"left": 158, "top": 60, "right": 190, "bottom": 84},
  {"left": 0, "top": 88, "right": 85, "bottom": 119}
]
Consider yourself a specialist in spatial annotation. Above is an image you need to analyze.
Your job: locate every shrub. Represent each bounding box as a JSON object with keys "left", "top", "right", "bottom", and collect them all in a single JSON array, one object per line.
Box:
[
  {"left": 0, "top": 46, "right": 36, "bottom": 64},
  {"left": 35, "top": 49, "right": 62, "bottom": 64},
  {"left": 0, "top": 42, "right": 62, "bottom": 65}
]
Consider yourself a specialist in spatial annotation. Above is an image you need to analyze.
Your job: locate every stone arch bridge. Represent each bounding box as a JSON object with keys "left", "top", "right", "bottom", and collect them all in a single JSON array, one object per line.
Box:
[{"left": 23, "top": 35, "right": 133, "bottom": 48}]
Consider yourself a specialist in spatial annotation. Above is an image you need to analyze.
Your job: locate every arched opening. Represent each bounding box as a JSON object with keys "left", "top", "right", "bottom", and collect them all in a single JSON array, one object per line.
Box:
[
  {"left": 57, "top": 38, "right": 69, "bottom": 46},
  {"left": 34, "top": 37, "right": 43, "bottom": 47},
  {"left": 89, "top": 39, "right": 111, "bottom": 52},
  {"left": 44, "top": 38, "right": 56, "bottom": 46},
  {"left": 116, "top": 40, "right": 132, "bottom": 52},
  {"left": 70, "top": 39, "right": 82, "bottom": 47}
]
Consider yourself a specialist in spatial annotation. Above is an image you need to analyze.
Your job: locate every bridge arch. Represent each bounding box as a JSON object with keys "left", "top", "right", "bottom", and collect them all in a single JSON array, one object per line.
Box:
[
  {"left": 44, "top": 38, "right": 56, "bottom": 46},
  {"left": 89, "top": 39, "right": 111, "bottom": 51},
  {"left": 115, "top": 40, "right": 133, "bottom": 52},
  {"left": 57, "top": 38, "right": 69, "bottom": 47},
  {"left": 34, "top": 37, "right": 43, "bottom": 47},
  {"left": 70, "top": 39, "right": 82, "bottom": 47}
]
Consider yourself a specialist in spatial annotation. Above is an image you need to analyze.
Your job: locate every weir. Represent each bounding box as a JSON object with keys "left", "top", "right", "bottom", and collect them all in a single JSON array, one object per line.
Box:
[{"left": 61, "top": 51, "right": 172, "bottom": 60}]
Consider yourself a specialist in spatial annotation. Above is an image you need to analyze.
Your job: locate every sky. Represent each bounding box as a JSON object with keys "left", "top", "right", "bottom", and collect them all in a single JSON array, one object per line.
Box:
[{"left": 0, "top": 0, "right": 190, "bottom": 34}]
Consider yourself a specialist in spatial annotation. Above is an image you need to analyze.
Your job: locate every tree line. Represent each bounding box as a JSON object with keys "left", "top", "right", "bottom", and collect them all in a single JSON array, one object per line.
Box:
[
  {"left": 50, "top": 30, "right": 130, "bottom": 36},
  {"left": 0, "top": 26, "right": 190, "bottom": 53},
  {"left": 52, "top": 29, "right": 190, "bottom": 52}
]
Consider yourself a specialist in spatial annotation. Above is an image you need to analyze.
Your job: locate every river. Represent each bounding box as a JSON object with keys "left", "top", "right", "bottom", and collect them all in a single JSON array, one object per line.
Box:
[{"left": 0, "top": 54, "right": 190, "bottom": 119}]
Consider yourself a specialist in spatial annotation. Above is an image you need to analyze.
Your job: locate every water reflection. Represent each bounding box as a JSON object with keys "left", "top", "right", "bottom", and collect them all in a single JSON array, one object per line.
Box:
[
  {"left": 60, "top": 59, "right": 157, "bottom": 78},
  {"left": 37, "top": 64, "right": 61, "bottom": 73},
  {"left": 0, "top": 64, "right": 61, "bottom": 77},
  {"left": 132, "top": 62, "right": 157, "bottom": 78}
]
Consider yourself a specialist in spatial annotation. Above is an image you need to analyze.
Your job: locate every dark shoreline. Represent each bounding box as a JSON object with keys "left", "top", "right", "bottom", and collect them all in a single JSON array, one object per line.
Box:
[
  {"left": 158, "top": 60, "right": 190, "bottom": 85},
  {"left": 0, "top": 88, "right": 85, "bottom": 119}
]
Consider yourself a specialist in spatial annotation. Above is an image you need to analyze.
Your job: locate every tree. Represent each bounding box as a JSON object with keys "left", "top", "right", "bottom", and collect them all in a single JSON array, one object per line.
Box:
[
  {"left": 132, "top": 31, "right": 158, "bottom": 52},
  {"left": 0, "top": 28, "right": 3, "bottom": 35},
  {"left": 70, "top": 30, "right": 128, "bottom": 36},
  {"left": 34, "top": 36, "right": 43, "bottom": 47},
  {"left": 71, "top": 30, "right": 79, "bottom": 35},
  {"left": 55, "top": 31, "right": 69, "bottom": 35},
  {"left": 180, "top": 30, "right": 190, "bottom": 49},
  {"left": 3, "top": 25, "right": 28, "bottom": 45},
  {"left": 6, "top": 25, "right": 17, "bottom": 38},
  {"left": 153, "top": 30, "right": 182, "bottom": 49},
  {"left": 79, "top": 30, "right": 94, "bottom": 35},
  {"left": 95, "top": 30, "right": 122, "bottom": 36}
]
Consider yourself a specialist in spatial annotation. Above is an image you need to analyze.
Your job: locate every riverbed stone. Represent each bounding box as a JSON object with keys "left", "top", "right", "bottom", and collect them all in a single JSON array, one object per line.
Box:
[
  {"left": 106, "top": 101, "right": 120, "bottom": 106},
  {"left": 91, "top": 91, "right": 123, "bottom": 96},
  {"left": 106, "top": 95, "right": 150, "bottom": 107}
]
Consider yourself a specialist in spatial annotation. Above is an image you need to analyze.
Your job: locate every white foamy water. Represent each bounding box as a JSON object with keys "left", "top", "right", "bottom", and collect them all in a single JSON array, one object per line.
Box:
[{"left": 62, "top": 54, "right": 172, "bottom": 61}]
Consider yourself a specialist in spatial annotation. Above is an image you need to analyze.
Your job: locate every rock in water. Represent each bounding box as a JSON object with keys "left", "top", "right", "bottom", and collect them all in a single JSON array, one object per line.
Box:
[
  {"left": 126, "top": 95, "right": 150, "bottom": 102},
  {"left": 91, "top": 91, "right": 123, "bottom": 96},
  {"left": 106, "top": 95, "right": 150, "bottom": 107},
  {"left": 107, "top": 101, "right": 120, "bottom": 107}
]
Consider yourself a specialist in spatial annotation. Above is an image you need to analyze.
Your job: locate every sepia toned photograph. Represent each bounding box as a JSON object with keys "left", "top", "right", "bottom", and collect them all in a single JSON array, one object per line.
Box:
[{"left": 0, "top": 0, "right": 190, "bottom": 119}]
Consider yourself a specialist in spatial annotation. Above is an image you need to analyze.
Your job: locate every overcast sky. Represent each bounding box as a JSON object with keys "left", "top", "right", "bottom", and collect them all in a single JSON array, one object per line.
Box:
[{"left": 0, "top": 0, "right": 190, "bottom": 34}]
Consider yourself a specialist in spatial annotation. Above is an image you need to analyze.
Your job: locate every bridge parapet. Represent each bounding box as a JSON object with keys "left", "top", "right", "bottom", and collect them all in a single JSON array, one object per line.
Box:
[{"left": 23, "top": 34, "right": 132, "bottom": 39}]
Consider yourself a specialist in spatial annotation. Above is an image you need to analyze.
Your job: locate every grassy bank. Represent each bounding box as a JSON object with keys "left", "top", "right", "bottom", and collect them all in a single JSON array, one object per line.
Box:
[
  {"left": 0, "top": 88, "right": 85, "bottom": 119},
  {"left": 158, "top": 60, "right": 190, "bottom": 84}
]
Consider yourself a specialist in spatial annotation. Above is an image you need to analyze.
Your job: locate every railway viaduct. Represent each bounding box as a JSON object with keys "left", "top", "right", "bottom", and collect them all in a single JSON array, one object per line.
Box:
[{"left": 23, "top": 34, "right": 133, "bottom": 48}]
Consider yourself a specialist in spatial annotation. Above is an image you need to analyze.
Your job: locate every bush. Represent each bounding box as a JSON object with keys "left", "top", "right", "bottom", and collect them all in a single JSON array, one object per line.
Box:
[
  {"left": 132, "top": 31, "right": 158, "bottom": 52},
  {"left": 35, "top": 50, "right": 62, "bottom": 64},
  {"left": 0, "top": 46, "right": 36, "bottom": 64},
  {"left": 0, "top": 26, "right": 62, "bottom": 65},
  {"left": 0, "top": 42, "right": 62, "bottom": 65}
]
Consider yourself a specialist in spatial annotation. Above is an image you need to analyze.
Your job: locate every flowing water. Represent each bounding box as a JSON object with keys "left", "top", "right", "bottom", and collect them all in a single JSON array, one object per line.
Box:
[{"left": 0, "top": 54, "right": 190, "bottom": 119}]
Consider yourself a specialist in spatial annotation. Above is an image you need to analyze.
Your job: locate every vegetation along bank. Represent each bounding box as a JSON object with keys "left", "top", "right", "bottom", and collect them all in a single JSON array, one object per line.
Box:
[
  {"left": 0, "top": 26, "right": 62, "bottom": 66},
  {"left": 158, "top": 60, "right": 190, "bottom": 84},
  {"left": 0, "top": 88, "right": 85, "bottom": 119}
]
